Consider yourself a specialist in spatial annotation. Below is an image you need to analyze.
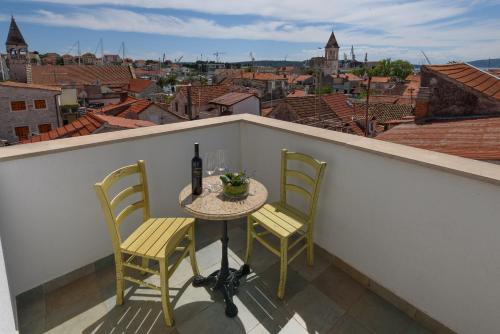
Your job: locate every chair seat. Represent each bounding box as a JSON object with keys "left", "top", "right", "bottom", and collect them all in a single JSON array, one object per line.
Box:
[
  {"left": 251, "top": 203, "right": 307, "bottom": 238},
  {"left": 121, "top": 217, "right": 195, "bottom": 259}
]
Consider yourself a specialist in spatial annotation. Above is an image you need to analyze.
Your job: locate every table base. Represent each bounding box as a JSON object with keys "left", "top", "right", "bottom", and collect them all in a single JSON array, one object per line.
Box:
[{"left": 192, "top": 220, "right": 250, "bottom": 317}]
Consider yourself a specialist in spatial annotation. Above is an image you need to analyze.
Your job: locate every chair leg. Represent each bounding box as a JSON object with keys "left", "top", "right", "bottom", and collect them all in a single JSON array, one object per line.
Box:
[
  {"left": 245, "top": 216, "right": 254, "bottom": 264},
  {"left": 188, "top": 225, "right": 200, "bottom": 275},
  {"left": 306, "top": 231, "right": 314, "bottom": 266},
  {"left": 141, "top": 257, "right": 150, "bottom": 275},
  {"left": 278, "top": 238, "right": 288, "bottom": 299},
  {"left": 115, "top": 253, "right": 124, "bottom": 305},
  {"left": 159, "top": 260, "right": 174, "bottom": 327}
]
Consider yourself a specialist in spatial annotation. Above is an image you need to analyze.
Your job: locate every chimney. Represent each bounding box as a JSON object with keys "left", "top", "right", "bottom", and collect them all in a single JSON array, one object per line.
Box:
[
  {"left": 187, "top": 85, "right": 193, "bottom": 120},
  {"left": 415, "top": 87, "right": 431, "bottom": 123}
]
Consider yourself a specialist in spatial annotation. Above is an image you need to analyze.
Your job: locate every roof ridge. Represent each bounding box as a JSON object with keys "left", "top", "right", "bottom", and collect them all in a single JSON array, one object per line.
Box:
[{"left": 465, "top": 62, "right": 500, "bottom": 80}]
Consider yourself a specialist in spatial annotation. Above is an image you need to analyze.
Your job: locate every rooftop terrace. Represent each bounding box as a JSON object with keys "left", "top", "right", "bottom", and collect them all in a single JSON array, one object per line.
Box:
[{"left": 0, "top": 114, "right": 499, "bottom": 333}]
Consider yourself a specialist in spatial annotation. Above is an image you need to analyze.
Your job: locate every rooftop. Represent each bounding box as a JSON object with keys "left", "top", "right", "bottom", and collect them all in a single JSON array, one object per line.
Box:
[
  {"left": 93, "top": 96, "right": 153, "bottom": 117},
  {"left": 30, "top": 65, "right": 135, "bottom": 87},
  {"left": 0, "top": 81, "right": 61, "bottom": 92},
  {"left": 22, "top": 112, "right": 155, "bottom": 143},
  {"left": 377, "top": 116, "right": 500, "bottom": 160},
  {"left": 125, "top": 78, "right": 156, "bottom": 93},
  {"left": 209, "top": 92, "right": 256, "bottom": 106},
  {"left": 424, "top": 63, "right": 500, "bottom": 101}
]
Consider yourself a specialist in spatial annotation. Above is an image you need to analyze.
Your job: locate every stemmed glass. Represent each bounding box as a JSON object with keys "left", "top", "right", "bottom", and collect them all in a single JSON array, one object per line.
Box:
[
  {"left": 217, "top": 149, "right": 228, "bottom": 175},
  {"left": 205, "top": 152, "right": 216, "bottom": 192}
]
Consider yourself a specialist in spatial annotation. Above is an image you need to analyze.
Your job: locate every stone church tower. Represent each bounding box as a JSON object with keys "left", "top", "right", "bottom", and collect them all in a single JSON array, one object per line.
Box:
[
  {"left": 323, "top": 31, "right": 339, "bottom": 76},
  {"left": 5, "top": 16, "right": 29, "bottom": 82}
]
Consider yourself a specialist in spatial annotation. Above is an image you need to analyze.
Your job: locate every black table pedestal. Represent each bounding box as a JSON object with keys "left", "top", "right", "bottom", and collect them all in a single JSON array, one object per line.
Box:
[{"left": 192, "top": 220, "right": 250, "bottom": 317}]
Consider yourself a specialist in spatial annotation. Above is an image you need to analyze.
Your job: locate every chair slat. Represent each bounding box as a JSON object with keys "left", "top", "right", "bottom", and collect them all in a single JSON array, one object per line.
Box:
[
  {"left": 148, "top": 218, "right": 190, "bottom": 258},
  {"left": 110, "top": 184, "right": 143, "bottom": 210},
  {"left": 285, "top": 170, "right": 315, "bottom": 187},
  {"left": 120, "top": 218, "right": 158, "bottom": 249},
  {"left": 115, "top": 201, "right": 145, "bottom": 226},
  {"left": 100, "top": 164, "right": 140, "bottom": 191},
  {"left": 285, "top": 184, "right": 312, "bottom": 201},
  {"left": 286, "top": 152, "right": 322, "bottom": 171},
  {"left": 252, "top": 210, "right": 291, "bottom": 238},
  {"left": 261, "top": 204, "right": 304, "bottom": 231},
  {"left": 133, "top": 218, "right": 174, "bottom": 255}
]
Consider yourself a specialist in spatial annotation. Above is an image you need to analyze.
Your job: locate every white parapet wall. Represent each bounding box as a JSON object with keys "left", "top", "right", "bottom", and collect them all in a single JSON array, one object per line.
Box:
[
  {"left": 0, "top": 114, "right": 499, "bottom": 333},
  {"left": 240, "top": 115, "right": 500, "bottom": 334}
]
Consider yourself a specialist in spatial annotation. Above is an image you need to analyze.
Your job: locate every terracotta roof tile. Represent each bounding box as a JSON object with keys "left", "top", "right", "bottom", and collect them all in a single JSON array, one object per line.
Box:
[
  {"left": 209, "top": 92, "right": 256, "bottom": 106},
  {"left": 377, "top": 116, "right": 500, "bottom": 160},
  {"left": 31, "top": 65, "right": 133, "bottom": 87},
  {"left": 177, "top": 85, "right": 232, "bottom": 106},
  {"left": 0, "top": 81, "right": 62, "bottom": 92},
  {"left": 425, "top": 63, "right": 499, "bottom": 101},
  {"left": 91, "top": 97, "right": 153, "bottom": 117},
  {"left": 22, "top": 112, "right": 155, "bottom": 143},
  {"left": 125, "top": 78, "right": 155, "bottom": 93}
]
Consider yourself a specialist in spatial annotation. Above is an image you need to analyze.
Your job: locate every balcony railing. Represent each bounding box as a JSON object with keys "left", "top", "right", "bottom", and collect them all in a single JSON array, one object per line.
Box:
[{"left": 0, "top": 114, "right": 499, "bottom": 333}]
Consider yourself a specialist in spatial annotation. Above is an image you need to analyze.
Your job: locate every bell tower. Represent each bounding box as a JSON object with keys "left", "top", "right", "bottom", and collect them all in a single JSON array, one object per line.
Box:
[
  {"left": 323, "top": 30, "right": 339, "bottom": 76},
  {"left": 5, "top": 16, "right": 29, "bottom": 82}
]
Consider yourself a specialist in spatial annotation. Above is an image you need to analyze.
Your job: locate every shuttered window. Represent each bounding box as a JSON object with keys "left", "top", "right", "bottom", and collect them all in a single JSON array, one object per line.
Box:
[
  {"left": 34, "top": 99, "right": 47, "bottom": 109},
  {"left": 10, "top": 101, "right": 26, "bottom": 111}
]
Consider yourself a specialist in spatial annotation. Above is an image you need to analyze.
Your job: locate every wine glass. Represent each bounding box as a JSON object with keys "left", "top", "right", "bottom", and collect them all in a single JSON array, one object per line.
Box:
[
  {"left": 205, "top": 152, "right": 216, "bottom": 192},
  {"left": 217, "top": 149, "right": 228, "bottom": 175}
]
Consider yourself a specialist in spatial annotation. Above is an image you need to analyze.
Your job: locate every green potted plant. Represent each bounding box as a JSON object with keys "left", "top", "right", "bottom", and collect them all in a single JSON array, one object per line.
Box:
[{"left": 220, "top": 172, "right": 250, "bottom": 199}]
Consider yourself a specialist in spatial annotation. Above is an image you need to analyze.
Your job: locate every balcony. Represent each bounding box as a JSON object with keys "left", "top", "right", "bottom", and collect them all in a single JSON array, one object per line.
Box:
[{"left": 0, "top": 114, "right": 499, "bottom": 333}]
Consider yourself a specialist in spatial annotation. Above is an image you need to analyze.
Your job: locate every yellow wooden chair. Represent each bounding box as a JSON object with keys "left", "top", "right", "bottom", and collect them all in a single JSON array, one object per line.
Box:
[
  {"left": 94, "top": 160, "right": 199, "bottom": 326},
  {"left": 245, "top": 149, "right": 326, "bottom": 299}
]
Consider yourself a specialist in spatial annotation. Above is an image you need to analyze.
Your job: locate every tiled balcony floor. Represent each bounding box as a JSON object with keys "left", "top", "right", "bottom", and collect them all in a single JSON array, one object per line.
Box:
[{"left": 17, "top": 219, "right": 432, "bottom": 334}]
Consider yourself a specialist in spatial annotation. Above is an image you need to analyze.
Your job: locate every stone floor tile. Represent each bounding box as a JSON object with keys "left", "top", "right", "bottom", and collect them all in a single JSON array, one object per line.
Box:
[
  {"left": 45, "top": 303, "right": 108, "bottom": 334},
  {"left": 232, "top": 277, "right": 292, "bottom": 333},
  {"left": 17, "top": 287, "right": 45, "bottom": 334},
  {"left": 232, "top": 238, "right": 280, "bottom": 275},
  {"left": 404, "top": 321, "right": 433, "bottom": 334},
  {"left": 312, "top": 265, "right": 367, "bottom": 311},
  {"left": 286, "top": 284, "right": 345, "bottom": 333},
  {"left": 176, "top": 302, "right": 245, "bottom": 334},
  {"left": 257, "top": 262, "right": 308, "bottom": 302},
  {"left": 44, "top": 272, "right": 103, "bottom": 331},
  {"left": 327, "top": 315, "right": 374, "bottom": 334},
  {"left": 289, "top": 245, "right": 333, "bottom": 282},
  {"left": 348, "top": 291, "right": 413, "bottom": 334}
]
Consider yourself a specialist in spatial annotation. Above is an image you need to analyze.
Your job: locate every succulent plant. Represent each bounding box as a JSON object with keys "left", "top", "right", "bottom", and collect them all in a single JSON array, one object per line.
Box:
[{"left": 220, "top": 172, "right": 249, "bottom": 187}]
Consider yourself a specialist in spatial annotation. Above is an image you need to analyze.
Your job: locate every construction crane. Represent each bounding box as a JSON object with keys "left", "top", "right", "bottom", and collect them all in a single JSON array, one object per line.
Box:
[
  {"left": 213, "top": 51, "right": 226, "bottom": 63},
  {"left": 421, "top": 50, "right": 431, "bottom": 65},
  {"left": 249, "top": 52, "right": 255, "bottom": 71},
  {"left": 174, "top": 56, "right": 183, "bottom": 64}
]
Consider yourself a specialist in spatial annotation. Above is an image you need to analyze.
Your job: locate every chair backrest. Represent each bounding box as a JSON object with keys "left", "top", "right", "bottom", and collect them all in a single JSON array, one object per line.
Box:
[
  {"left": 94, "top": 160, "right": 150, "bottom": 252},
  {"left": 280, "top": 149, "right": 327, "bottom": 227}
]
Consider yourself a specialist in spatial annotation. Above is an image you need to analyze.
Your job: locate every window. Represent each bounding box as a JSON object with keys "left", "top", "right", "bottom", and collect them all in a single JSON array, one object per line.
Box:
[
  {"left": 175, "top": 102, "right": 179, "bottom": 112},
  {"left": 184, "top": 105, "right": 188, "bottom": 115},
  {"left": 14, "top": 126, "right": 30, "bottom": 141},
  {"left": 38, "top": 124, "right": 52, "bottom": 133},
  {"left": 34, "top": 99, "right": 47, "bottom": 110},
  {"left": 10, "top": 101, "right": 26, "bottom": 112}
]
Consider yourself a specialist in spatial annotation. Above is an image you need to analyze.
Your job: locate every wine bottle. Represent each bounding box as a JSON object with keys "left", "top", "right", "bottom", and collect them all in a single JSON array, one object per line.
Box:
[{"left": 191, "top": 143, "right": 203, "bottom": 195}]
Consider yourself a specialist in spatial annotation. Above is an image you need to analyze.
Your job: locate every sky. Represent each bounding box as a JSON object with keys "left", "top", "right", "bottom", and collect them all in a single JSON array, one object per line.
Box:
[{"left": 1, "top": 0, "right": 499, "bottom": 64}]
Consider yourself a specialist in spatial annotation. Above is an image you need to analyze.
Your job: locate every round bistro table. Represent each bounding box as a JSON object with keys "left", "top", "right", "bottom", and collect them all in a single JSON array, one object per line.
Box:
[{"left": 178, "top": 176, "right": 268, "bottom": 317}]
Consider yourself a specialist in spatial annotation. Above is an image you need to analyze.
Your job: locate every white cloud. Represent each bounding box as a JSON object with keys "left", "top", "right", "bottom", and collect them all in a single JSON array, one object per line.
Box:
[{"left": 15, "top": 1, "right": 500, "bottom": 62}]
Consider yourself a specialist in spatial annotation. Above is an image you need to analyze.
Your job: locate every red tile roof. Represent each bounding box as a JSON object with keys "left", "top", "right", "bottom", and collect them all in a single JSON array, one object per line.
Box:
[
  {"left": 377, "top": 116, "right": 500, "bottom": 160},
  {"left": 321, "top": 94, "right": 365, "bottom": 135},
  {"left": 425, "top": 63, "right": 500, "bottom": 101},
  {"left": 92, "top": 97, "right": 153, "bottom": 117},
  {"left": 177, "top": 85, "right": 232, "bottom": 106},
  {"left": 403, "top": 73, "right": 420, "bottom": 97},
  {"left": 488, "top": 69, "right": 500, "bottom": 77},
  {"left": 125, "top": 79, "right": 155, "bottom": 93},
  {"left": 235, "top": 72, "right": 288, "bottom": 81},
  {"left": 287, "top": 90, "right": 313, "bottom": 97},
  {"left": 31, "top": 65, "right": 134, "bottom": 87},
  {"left": 269, "top": 93, "right": 364, "bottom": 135},
  {"left": 22, "top": 112, "right": 155, "bottom": 143},
  {"left": 288, "top": 74, "right": 313, "bottom": 84},
  {"left": 209, "top": 92, "right": 256, "bottom": 106},
  {"left": 0, "top": 81, "right": 61, "bottom": 92}
]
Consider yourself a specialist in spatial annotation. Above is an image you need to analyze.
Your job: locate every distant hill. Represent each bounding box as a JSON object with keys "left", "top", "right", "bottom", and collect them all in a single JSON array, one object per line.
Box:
[{"left": 467, "top": 58, "right": 500, "bottom": 68}]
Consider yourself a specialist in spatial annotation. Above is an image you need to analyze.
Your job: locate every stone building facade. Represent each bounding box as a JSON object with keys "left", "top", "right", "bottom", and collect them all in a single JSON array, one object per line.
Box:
[
  {"left": 0, "top": 83, "right": 61, "bottom": 143},
  {"left": 420, "top": 64, "right": 500, "bottom": 119}
]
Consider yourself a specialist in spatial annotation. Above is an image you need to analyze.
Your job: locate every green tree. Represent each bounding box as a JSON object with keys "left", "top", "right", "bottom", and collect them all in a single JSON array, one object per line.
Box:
[{"left": 166, "top": 74, "right": 177, "bottom": 86}]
